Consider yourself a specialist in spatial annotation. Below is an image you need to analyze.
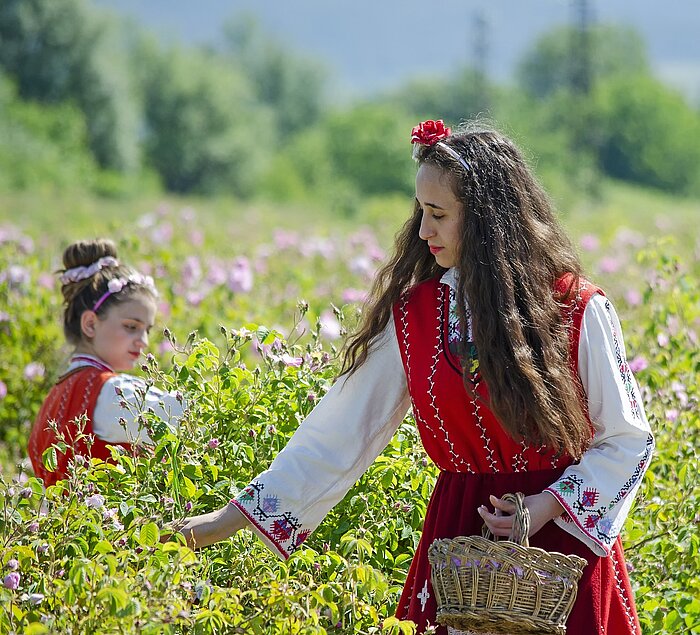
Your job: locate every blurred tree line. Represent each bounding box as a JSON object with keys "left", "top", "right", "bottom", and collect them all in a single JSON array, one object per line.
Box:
[{"left": 0, "top": 0, "right": 699, "bottom": 204}]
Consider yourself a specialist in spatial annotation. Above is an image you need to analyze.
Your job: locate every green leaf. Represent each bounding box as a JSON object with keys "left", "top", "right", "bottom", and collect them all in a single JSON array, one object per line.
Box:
[
  {"left": 182, "top": 476, "right": 197, "bottom": 498},
  {"left": 139, "top": 522, "right": 160, "bottom": 547},
  {"left": 24, "top": 624, "right": 49, "bottom": 635},
  {"left": 42, "top": 447, "right": 57, "bottom": 472},
  {"left": 104, "top": 554, "right": 119, "bottom": 576},
  {"left": 93, "top": 539, "right": 114, "bottom": 555},
  {"left": 256, "top": 326, "right": 270, "bottom": 343},
  {"left": 97, "top": 586, "right": 130, "bottom": 610}
]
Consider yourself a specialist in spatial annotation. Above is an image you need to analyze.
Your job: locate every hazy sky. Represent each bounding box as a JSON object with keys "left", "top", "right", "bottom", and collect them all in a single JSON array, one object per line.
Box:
[{"left": 95, "top": 0, "right": 700, "bottom": 103}]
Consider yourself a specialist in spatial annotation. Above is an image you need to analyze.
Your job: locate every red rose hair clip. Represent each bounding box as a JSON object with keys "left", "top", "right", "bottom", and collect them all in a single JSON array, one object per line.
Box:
[
  {"left": 410, "top": 119, "right": 470, "bottom": 171},
  {"left": 410, "top": 119, "right": 452, "bottom": 146}
]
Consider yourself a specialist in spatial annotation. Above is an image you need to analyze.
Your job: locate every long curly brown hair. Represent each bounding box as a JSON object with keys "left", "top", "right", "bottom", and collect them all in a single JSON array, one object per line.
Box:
[{"left": 341, "top": 122, "right": 591, "bottom": 459}]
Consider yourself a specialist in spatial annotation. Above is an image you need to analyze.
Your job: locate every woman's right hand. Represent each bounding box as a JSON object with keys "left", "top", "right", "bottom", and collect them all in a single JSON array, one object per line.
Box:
[{"left": 174, "top": 503, "right": 249, "bottom": 549}]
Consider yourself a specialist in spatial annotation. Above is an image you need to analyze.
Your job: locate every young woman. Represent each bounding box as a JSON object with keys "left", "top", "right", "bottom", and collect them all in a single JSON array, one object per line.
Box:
[
  {"left": 177, "top": 121, "right": 653, "bottom": 634},
  {"left": 28, "top": 239, "right": 184, "bottom": 486}
]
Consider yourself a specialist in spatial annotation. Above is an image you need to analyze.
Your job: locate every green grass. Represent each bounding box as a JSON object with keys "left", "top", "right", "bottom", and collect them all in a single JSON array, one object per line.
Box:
[{"left": 3, "top": 178, "right": 698, "bottom": 246}]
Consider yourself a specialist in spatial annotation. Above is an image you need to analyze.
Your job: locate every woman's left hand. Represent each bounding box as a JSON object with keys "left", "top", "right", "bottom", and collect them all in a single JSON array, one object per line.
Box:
[{"left": 477, "top": 492, "right": 564, "bottom": 538}]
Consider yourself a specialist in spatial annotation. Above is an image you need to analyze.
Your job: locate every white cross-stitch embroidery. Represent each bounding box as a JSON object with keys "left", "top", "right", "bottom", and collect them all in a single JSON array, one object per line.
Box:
[{"left": 418, "top": 579, "right": 430, "bottom": 612}]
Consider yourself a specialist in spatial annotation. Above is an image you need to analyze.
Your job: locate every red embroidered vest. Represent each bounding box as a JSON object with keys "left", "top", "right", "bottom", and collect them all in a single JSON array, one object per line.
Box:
[
  {"left": 28, "top": 366, "right": 134, "bottom": 486},
  {"left": 392, "top": 274, "right": 602, "bottom": 474}
]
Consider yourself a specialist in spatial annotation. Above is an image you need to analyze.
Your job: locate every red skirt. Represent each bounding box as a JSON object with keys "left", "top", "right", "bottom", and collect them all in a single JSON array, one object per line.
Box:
[{"left": 396, "top": 469, "right": 641, "bottom": 635}]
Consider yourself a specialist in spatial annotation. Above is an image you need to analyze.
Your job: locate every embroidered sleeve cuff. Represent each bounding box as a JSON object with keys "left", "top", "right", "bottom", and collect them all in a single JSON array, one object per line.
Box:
[
  {"left": 232, "top": 481, "right": 314, "bottom": 561},
  {"left": 543, "top": 487, "right": 611, "bottom": 556},
  {"left": 230, "top": 499, "right": 290, "bottom": 560}
]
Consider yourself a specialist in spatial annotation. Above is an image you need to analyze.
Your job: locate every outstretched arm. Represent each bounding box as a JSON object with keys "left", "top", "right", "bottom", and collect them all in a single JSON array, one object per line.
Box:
[
  {"left": 176, "top": 502, "right": 249, "bottom": 549},
  {"left": 173, "top": 320, "right": 409, "bottom": 556}
]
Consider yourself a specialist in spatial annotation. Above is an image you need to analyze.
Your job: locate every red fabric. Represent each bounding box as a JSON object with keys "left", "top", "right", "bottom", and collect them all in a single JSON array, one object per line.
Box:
[
  {"left": 397, "top": 470, "right": 640, "bottom": 634},
  {"left": 391, "top": 274, "right": 640, "bottom": 634},
  {"left": 28, "top": 366, "right": 134, "bottom": 486},
  {"left": 392, "top": 275, "right": 601, "bottom": 473}
]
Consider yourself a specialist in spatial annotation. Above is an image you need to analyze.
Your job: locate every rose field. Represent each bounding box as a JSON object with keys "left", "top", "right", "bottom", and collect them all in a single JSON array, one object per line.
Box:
[{"left": 0, "top": 186, "right": 699, "bottom": 634}]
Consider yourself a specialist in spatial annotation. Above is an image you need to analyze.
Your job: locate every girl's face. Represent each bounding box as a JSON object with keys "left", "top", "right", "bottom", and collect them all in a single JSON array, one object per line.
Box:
[
  {"left": 415, "top": 163, "right": 464, "bottom": 269},
  {"left": 78, "top": 294, "right": 157, "bottom": 371}
]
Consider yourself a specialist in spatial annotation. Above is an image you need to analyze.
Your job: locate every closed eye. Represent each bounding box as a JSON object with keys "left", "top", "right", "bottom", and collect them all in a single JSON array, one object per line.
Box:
[{"left": 418, "top": 205, "right": 444, "bottom": 220}]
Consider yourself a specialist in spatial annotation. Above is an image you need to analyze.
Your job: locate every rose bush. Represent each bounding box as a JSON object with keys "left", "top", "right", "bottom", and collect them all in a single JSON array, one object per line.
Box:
[{"left": 0, "top": 201, "right": 698, "bottom": 633}]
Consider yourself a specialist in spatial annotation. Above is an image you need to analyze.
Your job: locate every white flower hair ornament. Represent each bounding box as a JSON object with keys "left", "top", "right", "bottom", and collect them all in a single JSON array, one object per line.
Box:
[
  {"left": 93, "top": 273, "right": 158, "bottom": 312},
  {"left": 59, "top": 257, "right": 119, "bottom": 285}
]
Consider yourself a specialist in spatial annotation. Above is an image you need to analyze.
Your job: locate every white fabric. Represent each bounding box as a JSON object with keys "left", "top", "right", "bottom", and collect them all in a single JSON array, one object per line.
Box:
[
  {"left": 69, "top": 356, "right": 184, "bottom": 445},
  {"left": 235, "top": 273, "right": 653, "bottom": 559},
  {"left": 545, "top": 294, "right": 654, "bottom": 556}
]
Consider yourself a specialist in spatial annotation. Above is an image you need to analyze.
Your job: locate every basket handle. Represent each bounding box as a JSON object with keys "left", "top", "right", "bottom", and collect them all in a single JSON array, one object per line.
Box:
[{"left": 480, "top": 492, "right": 531, "bottom": 547}]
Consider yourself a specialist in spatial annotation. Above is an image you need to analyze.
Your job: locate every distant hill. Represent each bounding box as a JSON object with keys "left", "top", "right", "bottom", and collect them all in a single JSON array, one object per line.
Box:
[{"left": 94, "top": 0, "right": 700, "bottom": 104}]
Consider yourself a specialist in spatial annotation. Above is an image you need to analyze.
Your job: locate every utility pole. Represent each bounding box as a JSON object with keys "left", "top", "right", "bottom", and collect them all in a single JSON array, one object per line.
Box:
[
  {"left": 571, "top": 0, "right": 592, "bottom": 95},
  {"left": 472, "top": 10, "right": 490, "bottom": 112},
  {"left": 570, "top": 0, "right": 600, "bottom": 196}
]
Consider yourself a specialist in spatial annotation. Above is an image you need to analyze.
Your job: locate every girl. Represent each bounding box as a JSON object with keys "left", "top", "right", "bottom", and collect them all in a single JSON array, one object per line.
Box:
[
  {"left": 28, "top": 239, "right": 184, "bottom": 487},
  {"left": 177, "top": 121, "right": 653, "bottom": 634}
]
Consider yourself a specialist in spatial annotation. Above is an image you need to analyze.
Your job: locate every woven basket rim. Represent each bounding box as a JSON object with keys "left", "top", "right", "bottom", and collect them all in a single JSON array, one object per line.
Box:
[
  {"left": 429, "top": 534, "right": 589, "bottom": 570},
  {"left": 429, "top": 492, "right": 586, "bottom": 632}
]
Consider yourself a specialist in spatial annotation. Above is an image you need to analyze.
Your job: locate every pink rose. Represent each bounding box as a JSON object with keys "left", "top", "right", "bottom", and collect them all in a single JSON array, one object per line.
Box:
[
  {"left": 628, "top": 356, "right": 648, "bottom": 373},
  {"left": 3, "top": 572, "right": 20, "bottom": 590}
]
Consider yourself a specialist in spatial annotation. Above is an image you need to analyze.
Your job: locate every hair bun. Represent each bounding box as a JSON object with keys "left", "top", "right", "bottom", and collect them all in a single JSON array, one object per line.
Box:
[{"left": 62, "top": 239, "right": 118, "bottom": 270}]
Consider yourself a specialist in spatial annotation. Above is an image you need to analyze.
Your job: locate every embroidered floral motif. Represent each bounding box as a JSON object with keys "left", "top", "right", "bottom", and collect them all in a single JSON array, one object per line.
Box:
[
  {"left": 235, "top": 481, "right": 309, "bottom": 555},
  {"left": 447, "top": 288, "right": 479, "bottom": 383},
  {"left": 239, "top": 487, "right": 255, "bottom": 502},
  {"left": 552, "top": 474, "right": 615, "bottom": 543},
  {"left": 581, "top": 488, "right": 599, "bottom": 507},
  {"left": 262, "top": 495, "right": 279, "bottom": 513},
  {"left": 549, "top": 432, "right": 653, "bottom": 549},
  {"left": 557, "top": 479, "right": 576, "bottom": 495},
  {"left": 272, "top": 518, "right": 294, "bottom": 541},
  {"left": 447, "top": 295, "right": 461, "bottom": 347},
  {"left": 295, "top": 530, "right": 311, "bottom": 546}
]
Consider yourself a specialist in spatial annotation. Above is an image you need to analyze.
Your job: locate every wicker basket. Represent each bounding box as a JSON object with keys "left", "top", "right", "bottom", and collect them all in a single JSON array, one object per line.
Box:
[{"left": 428, "top": 492, "right": 587, "bottom": 634}]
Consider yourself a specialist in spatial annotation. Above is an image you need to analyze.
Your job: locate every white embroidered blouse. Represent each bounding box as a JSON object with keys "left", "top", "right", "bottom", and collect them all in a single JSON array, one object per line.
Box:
[
  {"left": 68, "top": 355, "right": 185, "bottom": 444},
  {"left": 232, "top": 270, "right": 654, "bottom": 559}
]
